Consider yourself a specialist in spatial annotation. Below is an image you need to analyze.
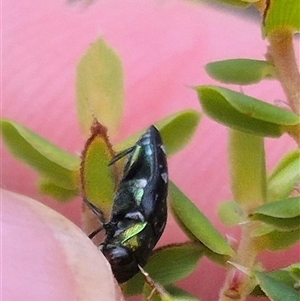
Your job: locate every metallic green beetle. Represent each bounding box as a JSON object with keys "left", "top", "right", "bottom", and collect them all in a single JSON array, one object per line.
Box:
[{"left": 93, "top": 125, "right": 168, "bottom": 283}]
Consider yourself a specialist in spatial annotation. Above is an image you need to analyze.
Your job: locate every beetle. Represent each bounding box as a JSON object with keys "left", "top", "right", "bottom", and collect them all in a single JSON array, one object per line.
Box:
[{"left": 85, "top": 125, "right": 168, "bottom": 283}]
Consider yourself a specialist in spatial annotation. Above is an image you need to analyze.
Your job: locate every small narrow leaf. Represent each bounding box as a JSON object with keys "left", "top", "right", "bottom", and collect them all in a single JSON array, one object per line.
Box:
[
  {"left": 39, "top": 180, "right": 79, "bottom": 201},
  {"left": 123, "top": 243, "right": 204, "bottom": 296},
  {"left": 0, "top": 119, "right": 80, "bottom": 191},
  {"left": 268, "top": 149, "right": 300, "bottom": 200},
  {"left": 217, "top": 201, "right": 245, "bottom": 226},
  {"left": 254, "top": 271, "right": 300, "bottom": 301},
  {"left": 251, "top": 197, "right": 300, "bottom": 231},
  {"left": 157, "top": 110, "right": 201, "bottom": 155},
  {"left": 76, "top": 38, "right": 124, "bottom": 137},
  {"left": 251, "top": 269, "right": 297, "bottom": 296},
  {"left": 169, "top": 182, "right": 234, "bottom": 256},
  {"left": 115, "top": 110, "right": 201, "bottom": 156},
  {"left": 200, "top": 86, "right": 300, "bottom": 125},
  {"left": 251, "top": 214, "right": 300, "bottom": 231},
  {"left": 264, "top": 0, "right": 300, "bottom": 36},
  {"left": 252, "top": 197, "right": 300, "bottom": 218},
  {"left": 205, "top": 59, "right": 275, "bottom": 85},
  {"left": 255, "top": 228, "right": 300, "bottom": 251},
  {"left": 229, "top": 130, "right": 266, "bottom": 208},
  {"left": 163, "top": 285, "right": 202, "bottom": 301},
  {"left": 284, "top": 263, "right": 300, "bottom": 283},
  {"left": 251, "top": 224, "right": 275, "bottom": 237},
  {"left": 196, "top": 86, "right": 300, "bottom": 137},
  {"left": 201, "top": 244, "right": 231, "bottom": 266},
  {"left": 80, "top": 121, "right": 116, "bottom": 221},
  {"left": 170, "top": 205, "right": 198, "bottom": 242}
]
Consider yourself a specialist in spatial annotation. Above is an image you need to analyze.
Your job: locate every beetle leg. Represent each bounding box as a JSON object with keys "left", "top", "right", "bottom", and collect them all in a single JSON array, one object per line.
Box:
[
  {"left": 88, "top": 226, "right": 104, "bottom": 239},
  {"left": 83, "top": 198, "right": 106, "bottom": 224}
]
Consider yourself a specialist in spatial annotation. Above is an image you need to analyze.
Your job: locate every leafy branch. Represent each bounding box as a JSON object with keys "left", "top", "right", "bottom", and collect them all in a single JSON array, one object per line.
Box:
[
  {"left": 196, "top": 1, "right": 300, "bottom": 300},
  {"left": 1, "top": 1, "right": 300, "bottom": 301}
]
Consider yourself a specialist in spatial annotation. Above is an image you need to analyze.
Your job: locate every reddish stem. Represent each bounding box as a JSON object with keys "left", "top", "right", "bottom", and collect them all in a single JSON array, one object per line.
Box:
[
  {"left": 268, "top": 29, "right": 300, "bottom": 116},
  {"left": 219, "top": 223, "right": 258, "bottom": 301}
]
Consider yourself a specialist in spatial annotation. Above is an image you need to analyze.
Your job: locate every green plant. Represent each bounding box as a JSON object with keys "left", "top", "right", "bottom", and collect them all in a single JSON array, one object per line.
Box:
[{"left": 1, "top": 1, "right": 299, "bottom": 300}]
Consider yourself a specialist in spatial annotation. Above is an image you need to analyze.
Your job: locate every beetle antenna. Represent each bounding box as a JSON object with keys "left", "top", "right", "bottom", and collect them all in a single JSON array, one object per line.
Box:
[{"left": 83, "top": 198, "right": 106, "bottom": 224}]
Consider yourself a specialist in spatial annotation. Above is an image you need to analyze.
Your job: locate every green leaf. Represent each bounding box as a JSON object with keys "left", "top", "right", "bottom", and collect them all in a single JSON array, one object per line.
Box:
[
  {"left": 252, "top": 214, "right": 300, "bottom": 231},
  {"left": 251, "top": 269, "right": 298, "bottom": 296},
  {"left": 264, "top": 0, "right": 300, "bottom": 36},
  {"left": 170, "top": 203, "right": 199, "bottom": 242},
  {"left": 169, "top": 182, "right": 234, "bottom": 256},
  {"left": 115, "top": 110, "right": 200, "bottom": 156},
  {"left": 76, "top": 38, "right": 124, "bottom": 137},
  {"left": 254, "top": 271, "right": 300, "bottom": 301},
  {"left": 201, "top": 244, "right": 231, "bottom": 266},
  {"left": 80, "top": 121, "right": 116, "bottom": 221},
  {"left": 255, "top": 228, "right": 300, "bottom": 251},
  {"left": 157, "top": 110, "right": 201, "bottom": 155},
  {"left": 284, "top": 263, "right": 300, "bottom": 283},
  {"left": 196, "top": 86, "right": 300, "bottom": 137},
  {"left": 0, "top": 119, "right": 80, "bottom": 191},
  {"left": 251, "top": 224, "right": 275, "bottom": 237},
  {"left": 163, "top": 285, "right": 203, "bottom": 301},
  {"left": 39, "top": 179, "right": 79, "bottom": 201},
  {"left": 267, "top": 149, "right": 300, "bottom": 200},
  {"left": 229, "top": 130, "right": 266, "bottom": 208},
  {"left": 251, "top": 197, "right": 300, "bottom": 231},
  {"left": 252, "top": 197, "right": 300, "bottom": 218},
  {"left": 164, "top": 286, "right": 202, "bottom": 301},
  {"left": 123, "top": 243, "right": 204, "bottom": 296},
  {"left": 199, "top": 86, "right": 300, "bottom": 126},
  {"left": 217, "top": 201, "right": 245, "bottom": 226},
  {"left": 205, "top": 59, "right": 275, "bottom": 85}
]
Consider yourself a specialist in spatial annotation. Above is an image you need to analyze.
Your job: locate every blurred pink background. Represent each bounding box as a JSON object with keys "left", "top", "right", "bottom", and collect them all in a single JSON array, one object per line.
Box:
[{"left": 2, "top": 0, "right": 299, "bottom": 300}]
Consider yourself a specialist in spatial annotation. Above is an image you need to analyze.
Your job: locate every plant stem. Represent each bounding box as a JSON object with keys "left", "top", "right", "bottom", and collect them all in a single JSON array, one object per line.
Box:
[
  {"left": 219, "top": 223, "right": 259, "bottom": 301},
  {"left": 267, "top": 29, "right": 300, "bottom": 116},
  {"left": 221, "top": 130, "right": 265, "bottom": 300}
]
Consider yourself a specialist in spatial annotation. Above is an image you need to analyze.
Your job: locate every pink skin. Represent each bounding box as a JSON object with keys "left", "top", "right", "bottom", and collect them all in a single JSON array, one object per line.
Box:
[
  {"left": 2, "top": 190, "right": 124, "bottom": 301},
  {"left": 2, "top": 1, "right": 298, "bottom": 300}
]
